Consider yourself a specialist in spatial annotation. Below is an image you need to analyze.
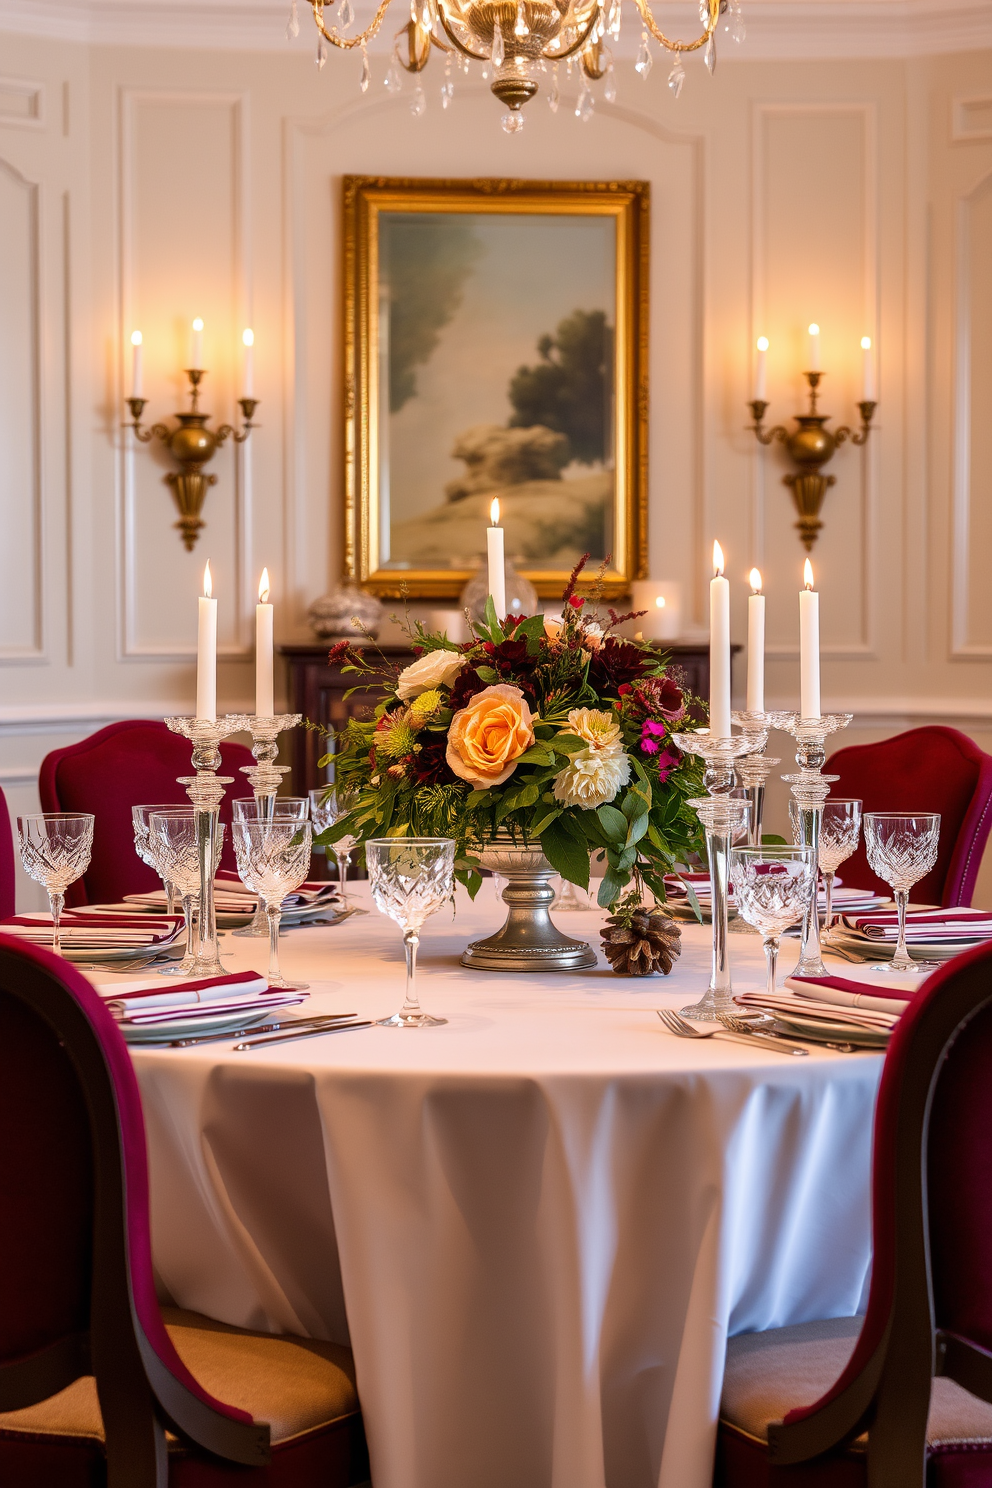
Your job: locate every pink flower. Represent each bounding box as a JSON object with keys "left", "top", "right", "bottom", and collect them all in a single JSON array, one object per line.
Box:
[
  {"left": 655, "top": 743, "right": 681, "bottom": 784},
  {"left": 639, "top": 719, "right": 667, "bottom": 756}
]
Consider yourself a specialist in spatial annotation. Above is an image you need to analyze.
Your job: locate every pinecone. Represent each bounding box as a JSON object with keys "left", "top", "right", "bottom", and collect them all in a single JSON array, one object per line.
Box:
[{"left": 601, "top": 907, "right": 682, "bottom": 976}]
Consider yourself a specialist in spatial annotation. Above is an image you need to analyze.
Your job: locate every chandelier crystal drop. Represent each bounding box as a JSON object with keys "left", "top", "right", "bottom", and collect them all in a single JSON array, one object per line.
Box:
[
  {"left": 302, "top": 0, "right": 723, "bottom": 123},
  {"left": 287, "top": 0, "right": 300, "bottom": 38},
  {"left": 360, "top": 42, "right": 372, "bottom": 87}
]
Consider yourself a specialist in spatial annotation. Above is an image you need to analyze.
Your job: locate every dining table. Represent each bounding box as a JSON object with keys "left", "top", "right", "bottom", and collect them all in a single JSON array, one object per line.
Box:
[{"left": 95, "top": 884, "right": 885, "bottom": 1488}]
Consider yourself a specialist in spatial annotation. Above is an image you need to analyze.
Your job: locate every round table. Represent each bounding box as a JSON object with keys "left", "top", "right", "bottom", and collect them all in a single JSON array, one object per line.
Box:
[{"left": 121, "top": 884, "right": 882, "bottom": 1488}]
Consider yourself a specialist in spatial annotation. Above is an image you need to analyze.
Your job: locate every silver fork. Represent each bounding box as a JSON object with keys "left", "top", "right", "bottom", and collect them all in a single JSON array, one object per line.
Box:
[
  {"left": 716, "top": 1012, "right": 855, "bottom": 1054},
  {"left": 658, "top": 1007, "right": 808, "bottom": 1057}
]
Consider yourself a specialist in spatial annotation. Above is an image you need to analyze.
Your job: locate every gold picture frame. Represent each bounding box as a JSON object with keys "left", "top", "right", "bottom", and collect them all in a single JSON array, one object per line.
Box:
[{"left": 343, "top": 175, "right": 649, "bottom": 601}]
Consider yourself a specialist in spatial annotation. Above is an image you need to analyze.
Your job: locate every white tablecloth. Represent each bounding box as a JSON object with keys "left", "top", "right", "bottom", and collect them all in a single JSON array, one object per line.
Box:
[{"left": 114, "top": 885, "right": 882, "bottom": 1488}]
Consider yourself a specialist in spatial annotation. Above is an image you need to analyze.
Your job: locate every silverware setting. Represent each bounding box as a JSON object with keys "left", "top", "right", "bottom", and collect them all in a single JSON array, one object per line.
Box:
[
  {"left": 151, "top": 1013, "right": 360, "bottom": 1048},
  {"left": 658, "top": 1007, "right": 809, "bottom": 1057},
  {"left": 234, "top": 1019, "right": 373, "bottom": 1051},
  {"left": 715, "top": 1011, "right": 857, "bottom": 1054}
]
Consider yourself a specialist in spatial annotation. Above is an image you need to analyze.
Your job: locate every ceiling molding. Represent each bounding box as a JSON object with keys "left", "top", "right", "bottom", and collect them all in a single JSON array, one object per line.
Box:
[{"left": 0, "top": 0, "right": 990, "bottom": 58}]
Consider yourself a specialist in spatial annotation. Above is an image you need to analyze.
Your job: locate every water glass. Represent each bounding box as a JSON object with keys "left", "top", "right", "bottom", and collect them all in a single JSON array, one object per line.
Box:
[
  {"left": 366, "top": 837, "right": 455, "bottom": 1028},
  {"left": 730, "top": 845, "right": 817, "bottom": 1001},
  {"left": 790, "top": 797, "right": 862, "bottom": 937},
  {"left": 17, "top": 813, "right": 94, "bottom": 956},
  {"left": 232, "top": 817, "right": 313, "bottom": 990},
  {"left": 311, "top": 785, "right": 360, "bottom": 906},
  {"left": 232, "top": 797, "right": 310, "bottom": 937},
  {"left": 863, "top": 812, "right": 941, "bottom": 973},
  {"left": 149, "top": 810, "right": 225, "bottom": 976},
  {"left": 132, "top": 803, "right": 182, "bottom": 915}
]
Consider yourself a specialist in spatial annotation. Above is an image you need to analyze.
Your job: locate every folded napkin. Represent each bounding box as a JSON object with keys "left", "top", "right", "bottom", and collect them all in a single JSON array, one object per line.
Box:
[
  {"left": 833, "top": 907, "right": 992, "bottom": 943},
  {"left": 126, "top": 882, "right": 339, "bottom": 914},
  {"left": 113, "top": 991, "right": 306, "bottom": 1026},
  {"left": 98, "top": 970, "right": 271, "bottom": 1014},
  {"left": 785, "top": 972, "right": 917, "bottom": 1017},
  {"left": 735, "top": 988, "right": 900, "bottom": 1032},
  {"left": 215, "top": 870, "right": 341, "bottom": 908},
  {"left": 0, "top": 912, "right": 184, "bottom": 948}
]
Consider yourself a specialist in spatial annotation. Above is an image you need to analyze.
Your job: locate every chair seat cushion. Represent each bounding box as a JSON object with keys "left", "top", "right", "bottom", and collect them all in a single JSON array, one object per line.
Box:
[
  {"left": 717, "top": 1317, "right": 992, "bottom": 1487},
  {"left": 0, "top": 1308, "right": 361, "bottom": 1473}
]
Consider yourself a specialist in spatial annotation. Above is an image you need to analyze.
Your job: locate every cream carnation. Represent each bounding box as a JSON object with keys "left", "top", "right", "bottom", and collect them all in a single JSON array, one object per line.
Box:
[
  {"left": 396, "top": 648, "right": 466, "bottom": 700},
  {"left": 552, "top": 747, "right": 631, "bottom": 809},
  {"left": 565, "top": 707, "right": 623, "bottom": 754}
]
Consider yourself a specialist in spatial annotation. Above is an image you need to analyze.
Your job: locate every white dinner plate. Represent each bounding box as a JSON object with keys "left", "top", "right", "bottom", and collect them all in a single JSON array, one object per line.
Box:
[
  {"left": 770, "top": 1010, "right": 890, "bottom": 1048},
  {"left": 119, "top": 1004, "right": 277, "bottom": 1044},
  {"left": 65, "top": 937, "right": 185, "bottom": 966},
  {"left": 826, "top": 931, "right": 985, "bottom": 964}
]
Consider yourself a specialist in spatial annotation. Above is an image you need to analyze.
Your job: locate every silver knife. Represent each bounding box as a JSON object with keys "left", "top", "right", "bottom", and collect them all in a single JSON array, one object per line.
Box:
[
  {"left": 158, "top": 1014, "right": 358, "bottom": 1049},
  {"left": 234, "top": 1019, "right": 373, "bottom": 1051}
]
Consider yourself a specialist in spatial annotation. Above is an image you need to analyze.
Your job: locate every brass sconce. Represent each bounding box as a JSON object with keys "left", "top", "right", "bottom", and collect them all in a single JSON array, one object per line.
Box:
[
  {"left": 124, "top": 328, "right": 258, "bottom": 552},
  {"left": 747, "top": 329, "right": 877, "bottom": 552}
]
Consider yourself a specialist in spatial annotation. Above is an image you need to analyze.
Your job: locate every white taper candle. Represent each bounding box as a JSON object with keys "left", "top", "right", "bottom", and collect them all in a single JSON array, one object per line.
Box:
[
  {"left": 754, "top": 336, "right": 768, "bottom": 401},
  {"left": 256, "top": 567, "right": 274, "bottom": 718},
  {"left": 746, "top": 569, "right": 765, "bottom": 714},
  {"left": 243, "top": 328, "right": 255, "bottom": 398},
  {"left": 190, "top": 317, "right": 204, "bottom": 370},
  {"left": 487, "top": 497, "right": 506, "bottom": 621},
  {"left": 799, "top": 558, "right": 821, "bottom": 720},
  {"left": 196, "top": 560, "right": 217, "bottom": 722},
  {"left": 709, "top": 541, "right": 731, "bottom": 739},
  {"left": 807, "top": 322, "right": 821, "bottom": 372},
  {"left": 130, "top": 330, "right": 143, "bottom": 398},
  {"left": 861, "top": 336, "right": 875, "bottom": 400}
]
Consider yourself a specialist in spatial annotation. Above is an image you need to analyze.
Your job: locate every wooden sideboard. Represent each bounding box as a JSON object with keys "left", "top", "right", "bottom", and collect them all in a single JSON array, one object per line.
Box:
[{"left": 278, "top": 641, "right": 731, "bottom": 799}]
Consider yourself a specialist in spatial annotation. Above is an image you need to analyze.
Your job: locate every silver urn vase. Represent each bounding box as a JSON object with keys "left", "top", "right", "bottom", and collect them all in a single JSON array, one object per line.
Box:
[{"left": 462, "top": 836, "right": 597, "bottom": 973}]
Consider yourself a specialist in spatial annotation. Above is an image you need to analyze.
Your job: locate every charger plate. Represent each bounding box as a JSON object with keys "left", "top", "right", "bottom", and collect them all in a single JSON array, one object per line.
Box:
[
  {"left": 119, "top": 1005, "right": 278, "bottom": 1045},
  {"left": 826, "top": 931, "right": 985, "bottom": 964},
  {"left": 770, "top": 1011, "right": 890, "bottom": 1048}
]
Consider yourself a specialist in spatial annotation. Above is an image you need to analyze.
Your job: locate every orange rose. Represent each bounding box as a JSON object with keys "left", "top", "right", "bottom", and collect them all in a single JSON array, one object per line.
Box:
[{"left": 446, "top": 684, "right": 535, "bottom": 788}]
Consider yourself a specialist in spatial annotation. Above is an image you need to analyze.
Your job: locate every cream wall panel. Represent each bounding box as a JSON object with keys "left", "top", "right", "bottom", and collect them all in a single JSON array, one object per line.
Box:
[
  {"left": 118, "top": 89, "right": 252, "bottom": 661},
  {"left": 0, "top": 157, "right": 43, "bottom": 658},
  {"left": 952, "top": 172, "right": 992, "bottom": 656}
]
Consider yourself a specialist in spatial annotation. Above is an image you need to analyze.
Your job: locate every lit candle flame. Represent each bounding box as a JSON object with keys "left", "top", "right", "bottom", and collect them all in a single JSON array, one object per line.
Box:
[
  {"left": 749, "top": 567, "right": 762, "bottom": 594},
  {"left": 712, "top": 540, "right": 724, "bottom": 577},
  {"left": 655, "top": 595, "right": 666, "bottom": 609},
  {"left": 861, "top": 335, "right": 871, "bottom": 350},
  {"left": 243, "top": 327, "right": 254, "bottom": 347},
  {"left": 490, "top": 498, "right": 500, "bottom": 526},
  {"left": 192, "top": 317, "right": 204, "bottom": 333},
  {"left": 203, "top": 560, "right": 212, "bottom": 599},
  {"left": 756, "top": 336, "right": 769, "bottom": 352},
  {"left": 258, "top": 567, "right": 270, "bottom": 604},
  {"left": 804, "top": 558, "right": 815, "bottom": 591},
  {"left": 808, "top": 322, "right": 819, "bottom": 337},
  {"left": 131, "top": 330, "right": 142, "bottom": 347}
]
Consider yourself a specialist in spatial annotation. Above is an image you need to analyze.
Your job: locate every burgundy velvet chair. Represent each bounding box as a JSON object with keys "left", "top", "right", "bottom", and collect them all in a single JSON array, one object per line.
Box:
[
  {"left": 0, "top": 783, "right": 17, "bottom": 918},
  {"left": 0, "top": 933, "right": 368, "bottom": 1487},
  {"left": 825, "top": 726, "right": 992, "bottom": 906},
  {"left": 715, "top": 939, "right": 992, "bottom": 1487},
  {"left": 39, "top": 720, "right": 256, "bottom": 906}
]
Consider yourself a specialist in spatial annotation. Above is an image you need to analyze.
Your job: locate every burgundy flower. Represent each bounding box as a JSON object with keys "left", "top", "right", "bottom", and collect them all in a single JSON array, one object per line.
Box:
[
  {"left": 568, "top": 595, "right": 585, "bottom": 610},
  {"left": 410, "top": 738, "right": 457, "bottom": 786},
  {"left": 628, "top": 675, "right": 686, "bottom": 724},
  {"left": 589, "top": 638, "right": 651, "bottom": 695},
  {"left": 448, "top": 666, "right": 489, "bottom": 713}
]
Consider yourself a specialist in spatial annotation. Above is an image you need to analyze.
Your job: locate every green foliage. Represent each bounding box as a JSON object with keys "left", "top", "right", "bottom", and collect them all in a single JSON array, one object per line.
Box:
[{"left": 508, "top": 309, "right": 614, "bottom": 466}]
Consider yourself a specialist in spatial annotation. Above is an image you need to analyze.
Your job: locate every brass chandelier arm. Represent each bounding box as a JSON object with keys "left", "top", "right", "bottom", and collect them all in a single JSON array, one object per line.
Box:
[
  {"left": 437, "top": 9, "right": 490, "bottom": 62},
  {"left": 748, "top": 402, "right": 789, "bottom": 446},
  {"left": 833, "top": 403, "right": 877, "bottom": 448},
  {"left": 311, "top": 0, "right": 394, "bottom": 51},
  {"left": 542, "top": 7, "right": 601, "bottom": 61},
  {"left": 631, "top": 0, "right": 717, "bottom": 53}
]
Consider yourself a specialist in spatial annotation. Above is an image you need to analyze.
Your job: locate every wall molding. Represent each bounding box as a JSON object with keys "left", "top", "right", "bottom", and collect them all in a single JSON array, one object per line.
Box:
[
  {"left": 0, "top": 700, "right": 256, "bottom": 737},
  {"left": 0, "top": 75, "right": 44, "bottom": 130},
  {"left": 0, "top": 0, "right": 990, "bottom": 58},
  {"left": 951, "top": 169, "right": 992, "bottom": 660}
]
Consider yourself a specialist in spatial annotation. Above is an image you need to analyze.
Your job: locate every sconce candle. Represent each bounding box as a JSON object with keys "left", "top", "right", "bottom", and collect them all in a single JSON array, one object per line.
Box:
[
  {"left": 746, "top": 568, "right": 765, "bottom": 713},
  {"left": 709, "top": 541, "right": 731, "bottom": 739},
  {"left": 190, "top": 317, "right": 204, "bottom": 371},
  {"left": 487, "top": 497, "right": 506, "bottom": 621},
  {"left": 256, "top": 568, "right": 274, "bottom": 718},
  {"left": 799, "top": 558, "right": 821, "bottom": 720},
  {"left": 807, "top": 323, "right": 821, "bottom": 372},
  {"left": 754, "top": 336, "right": 768, "bottom": 401},
  {"left": 197, "top": 560, "right": 218, "bottom": 722},
  {"left": 861, "top": 336, "right": 875, "bottom": 401},
  {"left": 130, "top": 331, "right": 143, "bottom": 398},
  {"left": 243, "top": 328, "right": 255, "bottom": 398}
]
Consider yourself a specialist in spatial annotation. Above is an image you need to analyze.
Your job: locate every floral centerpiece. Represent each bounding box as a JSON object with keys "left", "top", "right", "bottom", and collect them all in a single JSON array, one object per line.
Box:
[{"left": 317, "top": 559, "right": 706, "bottom": 913}]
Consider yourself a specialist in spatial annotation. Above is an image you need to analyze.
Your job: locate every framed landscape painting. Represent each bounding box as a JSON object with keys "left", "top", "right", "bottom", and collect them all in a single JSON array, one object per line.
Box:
[{"left": 342, "top": 175, "right": 649, "bottom": 600}]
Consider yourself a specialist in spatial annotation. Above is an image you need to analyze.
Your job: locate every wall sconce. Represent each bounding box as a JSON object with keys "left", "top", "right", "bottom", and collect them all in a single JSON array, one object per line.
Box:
[
  {"left": 747, "top": 328, "right": 877, "bottom": 552},
  {"left": 124, "top": 323, "right": 259, "bottom": 552}
]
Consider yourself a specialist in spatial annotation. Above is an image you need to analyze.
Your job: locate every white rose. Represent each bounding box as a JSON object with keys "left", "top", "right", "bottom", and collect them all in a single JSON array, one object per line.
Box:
[
  {"left": 396, "top": 648, "right": 466, "bottom": 700},
  {"left": 552, "top": 748, "right": 631, "bottom": 809}
]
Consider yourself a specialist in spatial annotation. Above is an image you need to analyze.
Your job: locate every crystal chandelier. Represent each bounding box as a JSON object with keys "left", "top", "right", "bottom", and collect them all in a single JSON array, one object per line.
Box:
[{"left": 290, "top": 0, "right": 743, "bottom": 131}]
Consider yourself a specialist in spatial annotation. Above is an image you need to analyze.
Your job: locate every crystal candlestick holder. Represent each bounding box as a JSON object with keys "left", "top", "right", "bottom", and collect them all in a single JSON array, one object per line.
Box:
[
  {"left": 165, "top": 714, "right": 250, "bottom": 975},
  {"left": 234, "top": 713, "right": 302, "bottom": 938},
  {"left": 731, "top": 711, "right": 781, "bottom": 848},
  {"left": 772, "top": 712, "right": 853, "bottom": 977},
  {"left": 672, "top": 731, "right": 762, "bottom": 1020}
]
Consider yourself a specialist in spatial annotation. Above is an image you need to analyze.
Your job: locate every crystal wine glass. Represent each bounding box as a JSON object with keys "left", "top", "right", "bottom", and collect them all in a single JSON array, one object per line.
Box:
[
  {"left": 132, "top": 803, "right": 183, "bottom": 915},
  {"left": 232, "top": 798, "right": 310, "bottom": 937},
  {"left": 366, "top": 837, "right": 455, "bottom": 1028},
  {"left": 310, "top": 785, "right": 360, "bottom": 906},
  {"left": 149, "top": 810, "right": 226, "bottom": 976},
  {"left": 729, "top": 845, "right": 817, "bottom": 1002},
  {"left": 862, "top": 812, "right": 941, "bottom": 973},
  {"left": 16, "top": 813, "right": 94, "bottom": 955},
  {"left": 790, "top": 797, "right": 862, "bottom": 938},
  {"left": 232, "top": 816, "right": 313, "bottom": 991}
]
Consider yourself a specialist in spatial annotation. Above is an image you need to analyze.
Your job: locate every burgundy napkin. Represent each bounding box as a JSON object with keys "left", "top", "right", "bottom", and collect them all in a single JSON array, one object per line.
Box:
[
  {"left": 112, "top": 990, "right": 307, "bottom": 1025},
  {"left": 98, "top": 970, "right": 270, "bottom": 1013},
  {"left": 785, "top": 972, "right": 916, "bottom": 1016}
]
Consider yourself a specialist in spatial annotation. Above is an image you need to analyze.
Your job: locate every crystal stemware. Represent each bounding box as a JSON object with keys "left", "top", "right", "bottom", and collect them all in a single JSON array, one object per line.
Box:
[
  {"left": 149, "top": 810, "right": 226, "bottom": 976},
  {"left": 232, "top": 816, "right": 313, "bottom": 991},
  {"left": 16, "top": 813, "right": 94, "bottom": 955},
  {"left": 233, "top": 797, "right": 310, "bottom": 936},
  {"left": 862, "top": 812, "right": 941, "bottom": 973},
  {"left": 310, "top": 785, "right": 360, "bottom": 906},
  {"left": 729, "top": 845, "right": 817, "bottom": 1002},
  {"left": 790, "top": 797, "right": 862, "bottom": 938},
  {"left": 366, "top": 837, "right": 454, "bottom": 1028},
  {"left": 132, "top": 803, "right": 183, "bottom": 915}
]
